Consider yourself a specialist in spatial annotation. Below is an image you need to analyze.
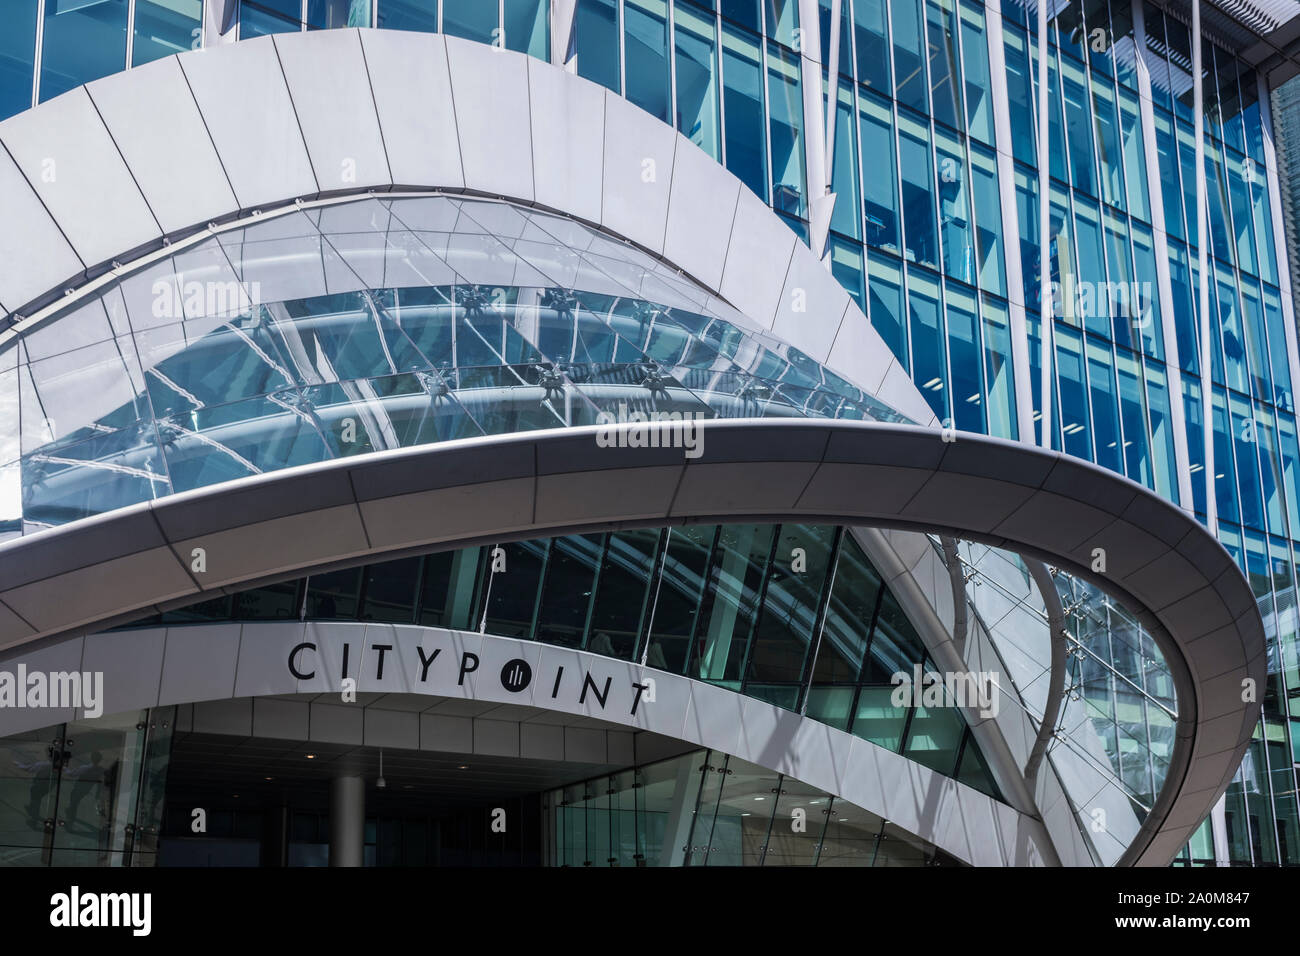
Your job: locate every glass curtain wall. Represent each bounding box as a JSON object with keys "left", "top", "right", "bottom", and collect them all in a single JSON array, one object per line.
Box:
[
  {"left": 542, "top": 747, "right": 965, "bottom": 865},
  {"left": 0, "top": 707, "right": 175, "bottom": 866},
  {"left": 122, "top": 523, "right": 1006, "bottom": 799}
]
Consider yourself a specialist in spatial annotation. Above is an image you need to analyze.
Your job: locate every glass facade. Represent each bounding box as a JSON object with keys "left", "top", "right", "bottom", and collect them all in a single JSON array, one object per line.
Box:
[
  {"left": 0, "top": 708, "right": 173, "bottom": 866},
  {"left": 0, "top": 0, "right": 1297, "bottom": 866},
  {"left": 544, "top": 746, "right": 965, "bottom": 865},
  {"left": 120, "top": 522, "right": 1006, "bottom": 799}
]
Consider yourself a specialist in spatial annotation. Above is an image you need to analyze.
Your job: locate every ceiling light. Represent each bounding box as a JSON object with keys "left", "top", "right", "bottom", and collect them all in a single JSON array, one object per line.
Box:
[{"left": 305, "top": 754, "right": 316, "bottom": 759}]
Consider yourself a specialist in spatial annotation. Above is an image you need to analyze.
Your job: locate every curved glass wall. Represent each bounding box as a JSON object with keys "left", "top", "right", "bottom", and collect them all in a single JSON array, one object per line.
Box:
[
  {"left": 544, "top": 746, "right": 966, "bottom": 866},
  {"left": 941, "top": 534, "right": 1176, "bottom": 861},
  {"left": 0, "top": 194, "right": 912, "bottom": 538},
  {"left": 120, "top": 521, "right": 1006, "bottom": 802}
]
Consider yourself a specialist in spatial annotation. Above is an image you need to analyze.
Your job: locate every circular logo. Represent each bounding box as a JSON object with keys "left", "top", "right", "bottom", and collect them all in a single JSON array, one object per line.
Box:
[{"left": 500, "top": 659, "right": 532, "bottom": 693}]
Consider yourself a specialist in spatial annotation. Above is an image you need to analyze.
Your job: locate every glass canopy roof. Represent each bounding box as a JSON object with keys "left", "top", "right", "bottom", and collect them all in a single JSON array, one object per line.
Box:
[{"left": 0, "top": 195, "right": 912, "bottom": 538}]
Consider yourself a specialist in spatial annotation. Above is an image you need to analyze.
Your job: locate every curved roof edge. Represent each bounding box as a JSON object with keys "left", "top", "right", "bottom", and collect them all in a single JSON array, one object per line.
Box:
[{"left": 0, "top": 418, "right": 1266, "bottom": 865}]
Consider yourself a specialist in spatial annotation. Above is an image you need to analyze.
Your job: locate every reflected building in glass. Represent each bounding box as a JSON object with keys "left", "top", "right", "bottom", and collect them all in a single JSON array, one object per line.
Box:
[{"left": 0, "top": 0, "right": 1293, "bottom": 867}]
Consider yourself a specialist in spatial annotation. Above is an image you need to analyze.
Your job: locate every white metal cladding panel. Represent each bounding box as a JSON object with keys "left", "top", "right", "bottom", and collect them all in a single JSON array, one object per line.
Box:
[
  {"left": 178, "top": 35, "right": 318, "bottom": 209},
  {"left": 86, "top": 56, "right": 238, "bottom": 235},
  {"left": 0, "top": 87, "right": 161, "bottom": 266}
]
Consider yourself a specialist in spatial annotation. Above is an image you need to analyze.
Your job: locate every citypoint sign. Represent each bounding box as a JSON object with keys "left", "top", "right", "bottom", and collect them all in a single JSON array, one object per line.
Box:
[{"left": 284, "top": 632, "right": 657, "bottom": 717}]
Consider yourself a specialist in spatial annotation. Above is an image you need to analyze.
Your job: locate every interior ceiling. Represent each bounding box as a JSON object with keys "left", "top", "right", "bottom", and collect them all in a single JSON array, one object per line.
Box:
[{"left": 164, "top": 693, "right": 658, "bottom": 813}]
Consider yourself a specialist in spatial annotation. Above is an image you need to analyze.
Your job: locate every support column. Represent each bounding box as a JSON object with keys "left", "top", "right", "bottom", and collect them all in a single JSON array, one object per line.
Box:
[
  {"left": 797, "top": 0, "right": 834, "bottom": 261},
  {"left": 551, "top": 0, "right": 578, "bottom": 72},
  {"left": 329, "top": 774, "right": 365, "bottom": 868},
  {"left": 1132, "top": 0, "right": 1195, "bottom": 510},
  {"left": 1036, "top": 0, "right": 1054, "bottom": 449},
  {"left": 202, "top": 0, "right": 239, "bottom": 47},
  {"left": 1193, "top": 0, "right": 1219, "bottom": 535},
  {"left": 985, "top": 1, "right": 1037, "bottom": 443}
]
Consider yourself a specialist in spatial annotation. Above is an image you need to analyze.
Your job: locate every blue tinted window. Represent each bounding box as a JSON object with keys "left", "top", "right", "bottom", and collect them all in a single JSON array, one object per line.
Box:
[
  {"left": 307, "top": 0, "right": 370, "bottom": 29},
  {"left": 625, "top": 0, "right": 670, "bottom": 123},
  {"left": 898, "top": 110, "right": 937, "bottom": 268},
  {"left": 829, "top": 80, "right": 860, "bottom": 239},
  {"left": 1056, "top": 325, "right": 1091, "bottom": 459},
  {"left": 891, "top": 0, "right": 926, "bottom": 112},
  {"left": 934, "top": 126, "right": 971, "bottom": 284},
  {"left": 959, "top": 0, "right": 992, "bottom": 143},
  {"left": 829, "top": 237, "right": 865, "bottom": 311},
  {"left": 675, "top": 2, "right": 720, "bottom": 159},
  {"left": 853, "top": 0, "right": 890, "bottom": 93},
  {"left": 504, "top": 0, "right": 549, "bottom": 58},
  {"left": 133, "top": 0, "right": 202, "bottom": 66},
  {"left": 1146, "top": 363, "right": 1178, "bottom": 502},
  {"left": 909, "top": 271, "right": 948, "bottom": 420},
  {"left": 946, "top": 287, "right": 983, "bottom": 433},
  {"left": 1003, "top": 26, "right": 1034, "bottom": 164},
  {"left": 377, "top": 0, "right": 437, "bottom": 31},
  {"left": 0, "top": 0, "right": 37, "bottom": 119},
  {"left": 969, "top": 146, "right": 1004, "bottom": 295},
  {"left": 721, "top": 26, "right": 767, "bottom": 201},
  {"left": 859, "top": 91, "right": 899, "bottom": 252},
  {"left": 40, "top": 0, "right": 129, "bottom": 102},
  {"left": 767, "top": 43, "right": 805, "bottom": 219},
  {"left": 721, "top": 0, "right": 761, "bottom": 32},
  {"left": 982, "top": 295, "right": 1016, "bottom": 440},
  {"left": 765, "top": 0, "right": 798, "bottom": 48},
  {"left": 576, "top": 0, "right": 621, "bottom": 92},
  {"left": 1088, "top": 337, "right": 1123, "bottom": 474},
  {"left": 925, "top": 0, "right": 961, "bottom": 129},
  {"left": 443, "top": 0, "right": 496, "bottom": 42},
  {"left": 1116, "top": 351, "right": 1151, "bottom": 488},
  {"left": 240, "top": 0, "right": 301, "bottom": 37},
  {"left": 868, "top": 250, "right": 907, "bottom": 366}
]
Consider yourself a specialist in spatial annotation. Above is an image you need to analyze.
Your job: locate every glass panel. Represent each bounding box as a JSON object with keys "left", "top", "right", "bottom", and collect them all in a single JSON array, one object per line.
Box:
[
  {"left": 693, "top": 524, "right": 776, "bottom": 686},
  {"left": 442, "top": 0, "right": 497, "bottom": 43},
  {"left": 625, "top": 0, "right": 671, "bottom": 123},
  {"left": 891, "top": 0, "right": 927, "bottom": 112},
  {"left": 504, "top": 0, "right": 549, "bottom": 58},
  {"left": 867, "top": 250, "right": 907, "bottom": 365},
  {"left": 482, "top": 540, "right": 547, "bottom": 637},
  {"left": 908, "top": 270, "right": 947, "bottom": 420},
  {"left": 925, "top": 0, "right": 962, "bottom": 129},
  {"left": 588, "top": 528, "right": 660, "bottom": 661},
  {"left": 746, "top": 524, "right": 835, "bottom": 686},
  {"left": 859, "top": 91, "right": 900, "bottom": 254},
  {"left": 40, "top": 0, "right": 129, "bottom": 102},
  {"left": 721, "top": 25, "right": 768, "bottom": 202},
  {"left": 132, "top": 0, "right": 203, "bottom": 66},
  {"left": 0, "top": 0, "right": 37, "bottom": 120},
  {"left": 377, "top": 0, "right": 439, "bottom": 31},
  {"left": 674, "top": 3, "right": 720, "bottom": 160},
  {"left": 643, "top": 525, "right": 715, "bottom": 674},
  {"left": 535, "top": 534, "right": 603, "bottom": 648},
  {"left": 959, "top": 0, "right": 991, "bottom": 143},
  {"left": 360, "top": 556, "right": 422, "bottom": 623},
  {"left": 767, "top": 43, "right": 806, "bottom": 219},
  {"left": 946, "top": 285, "right": 983, "bottom": 433},
  {"left": 853, "top": 0, "right": 890, "bottom": 93},
  {"left": 576, "top": 0, "right": 621, "bottom": 93},
  {"left": 418, "top": 548, "right": 484, "bottom": 630}
]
